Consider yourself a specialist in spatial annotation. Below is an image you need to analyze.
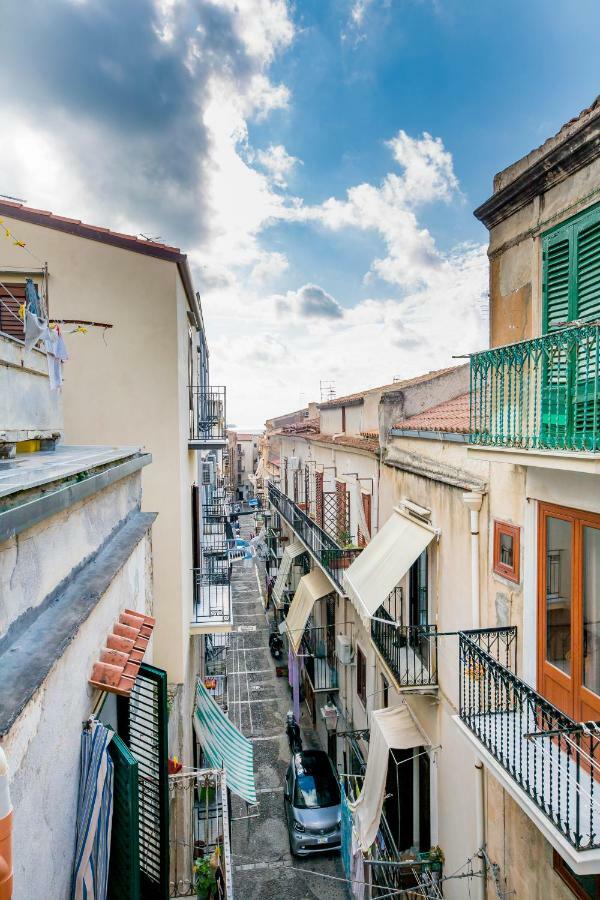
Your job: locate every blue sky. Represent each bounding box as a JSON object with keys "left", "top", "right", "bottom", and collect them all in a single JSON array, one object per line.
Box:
[{"left": 0, "top": 0, "right": 598, "bottom": 426}]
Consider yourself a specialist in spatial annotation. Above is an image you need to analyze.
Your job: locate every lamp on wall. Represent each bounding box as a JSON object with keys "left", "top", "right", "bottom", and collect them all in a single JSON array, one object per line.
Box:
[{"left": 321, "top": 699, "right": 339, "bottom": 732}]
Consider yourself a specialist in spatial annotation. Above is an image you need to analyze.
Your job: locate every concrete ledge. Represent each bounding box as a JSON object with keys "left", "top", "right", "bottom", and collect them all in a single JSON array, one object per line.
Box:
[
  {"left": 467, "top": 444, "right": 600, "bottom": 474},
  {"left": 0, "top": 510, "right": 157, "bottom": 736},
  {"left": 0, "top": 451, "right": 152, "bottom": 542}
]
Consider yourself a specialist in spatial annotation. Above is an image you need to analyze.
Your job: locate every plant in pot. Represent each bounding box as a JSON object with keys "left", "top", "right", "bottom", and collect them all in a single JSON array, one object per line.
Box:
[{"left": 194, "top": 856, "right": 215, "bottom": 899}]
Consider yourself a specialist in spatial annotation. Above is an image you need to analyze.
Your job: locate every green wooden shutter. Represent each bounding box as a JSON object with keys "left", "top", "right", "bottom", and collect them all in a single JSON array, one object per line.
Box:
[
  {"left": 107, "top": 735, "right": 140, "bottom": 900},
  {"left": 541, "top": 226, "right": 572, "bottom": 445},
  {"left": 573, "top": 210, "right": 600, "bottom": 446},
  {"left": 124, "top": 663, "right": 170, "bottom": 900}
]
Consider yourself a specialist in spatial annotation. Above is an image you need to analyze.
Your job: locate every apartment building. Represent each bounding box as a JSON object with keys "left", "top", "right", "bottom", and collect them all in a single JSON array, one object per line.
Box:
[
  {"left": 227, "top": 430, "right": 261, "bottom": 500},
  {"left": 0, "top": 331, "right": 162, "bottom": 897},
  {"left": 457, "top": 98, "right": 600, "bottom": 897},
  {"left": 0, "top": 200, "right": 231, "bottom": 896},
  {"left": 265, "top": 366, "right": 498, "bottom": 896}
]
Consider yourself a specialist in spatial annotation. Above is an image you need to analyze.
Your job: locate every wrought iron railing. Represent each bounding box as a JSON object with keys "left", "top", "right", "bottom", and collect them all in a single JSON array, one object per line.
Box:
[
  {"left": 192, "top": 549, "right": 232, "bottom": 624},
  {"left": 300, "top": 622, "right": 340, "bottom": 692},
  {"left": 459, "top": 627, "right": 600, "bottom": 852},
  {"left": 470, "top": 323, "right": 600, "bottom": 452},
  {"left": 371, "top": 605, "right": 437, "bottom": 688},
  {"left": 203, "top": 501, "right": 227, "bottom": 520},
  {"left": 190, "top": 386, "right": 227, "bottom": 444},
  {"left": 268, "top": 482, "right": 361, "bottom": 590}
]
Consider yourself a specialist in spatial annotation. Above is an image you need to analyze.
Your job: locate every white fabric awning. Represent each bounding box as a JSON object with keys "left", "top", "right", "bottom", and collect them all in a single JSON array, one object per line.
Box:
[
  {"left": 285, "top": 568, "right": 333, "bottom": 652},
  {"left": 343, "top": 508, "right": 437, "bottom": 624},
  {"left": 272, "top": 540, "right": 305, "bottom": 607},
  {"left": 349, "top": 705, "right": 427, "bottom": 850}
]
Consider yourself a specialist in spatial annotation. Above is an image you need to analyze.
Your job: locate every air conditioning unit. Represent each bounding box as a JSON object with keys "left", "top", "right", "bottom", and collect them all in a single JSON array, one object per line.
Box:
[{"left": 336, "top": 634, "right": 352, "bottom": 665}]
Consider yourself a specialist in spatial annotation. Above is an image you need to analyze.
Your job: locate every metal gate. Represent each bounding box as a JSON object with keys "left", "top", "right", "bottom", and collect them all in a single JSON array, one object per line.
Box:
[{"left": 121, "top": 663, "right": 170, "bottom": 899}]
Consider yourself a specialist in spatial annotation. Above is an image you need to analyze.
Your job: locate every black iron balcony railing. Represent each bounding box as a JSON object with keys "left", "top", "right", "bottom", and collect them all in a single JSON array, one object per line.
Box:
[
  {"left": 268, "top": 482, "right": 361, "bottom": 591},
  {"left": 190, "top": 386, "right": 227, "bottom": 445},
  {"left": 459, "top": 627, "right": 600, "bottom": 853},
  {"left": 371, "top": 605, "right": 437, "bottom": 689},
  {"left": 203, "top": 502, "right": 227, "bottom": 521},
  {"left": 192, "top": 548, "right": 232, "bottom": 624},
  {"left": 470, "top": 323, "right": 600, "bottom": 452},
  {"left": 300, "top": 622, "right": 339, "bottom": 692}
]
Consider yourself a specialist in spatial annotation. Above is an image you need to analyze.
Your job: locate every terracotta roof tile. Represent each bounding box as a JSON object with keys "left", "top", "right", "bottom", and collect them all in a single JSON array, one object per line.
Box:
[
  {"left": 310, "top": 432, "right": 379, "bottom": 453},
  {"left": 317, "top": 366, "right": 463, "bottom": 409},
  {"left": 281, "top": 417, "right": 320, "bottom": 435},
  {"left": 89, "top": 608, "right": 155, "bottom": 697},
  {"left": 0, "top": 199, "right": 184, "bottom": 259},
  {"left": 392, "top": 392, "right": 470, "bottom": 434}
]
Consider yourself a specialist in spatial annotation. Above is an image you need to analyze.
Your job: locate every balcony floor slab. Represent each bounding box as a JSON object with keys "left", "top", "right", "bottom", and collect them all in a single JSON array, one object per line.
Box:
[
  {"left": 454, "top": 713, "right": 600, "bottom": 875},
  {"left": 468, "top": 445, "right": 600, "bottom": 474}
]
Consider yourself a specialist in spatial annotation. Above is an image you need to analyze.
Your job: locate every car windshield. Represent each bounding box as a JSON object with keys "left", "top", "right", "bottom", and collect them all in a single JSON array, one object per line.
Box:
[{"left": 293, "top": 755, "right": 340, "bottom": 809}]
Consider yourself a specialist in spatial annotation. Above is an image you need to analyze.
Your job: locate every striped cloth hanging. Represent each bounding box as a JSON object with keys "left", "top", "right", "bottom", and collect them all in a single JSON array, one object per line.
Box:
[{"left": 71, "top": 719, "right": 115, "bottom": 900}]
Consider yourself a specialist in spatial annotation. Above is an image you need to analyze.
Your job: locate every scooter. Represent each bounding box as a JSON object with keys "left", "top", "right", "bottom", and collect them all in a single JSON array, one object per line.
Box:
[
  {"left": 269, "top": 630, "right": 284, "bottom": 660},
  {"left": 286, "top": 711, "right": 302, "bottom": 754}
]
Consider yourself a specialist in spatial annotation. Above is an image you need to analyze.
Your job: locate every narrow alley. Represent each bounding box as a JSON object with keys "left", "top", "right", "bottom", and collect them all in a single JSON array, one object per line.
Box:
[{"left": 227, "top": 516, "right": 348, "bottom": 900}]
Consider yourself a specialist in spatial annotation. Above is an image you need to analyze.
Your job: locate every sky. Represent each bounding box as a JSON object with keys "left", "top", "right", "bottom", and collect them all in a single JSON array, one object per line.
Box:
[{"left": 1, "top": 1, "right": 599, "bottom": 427}]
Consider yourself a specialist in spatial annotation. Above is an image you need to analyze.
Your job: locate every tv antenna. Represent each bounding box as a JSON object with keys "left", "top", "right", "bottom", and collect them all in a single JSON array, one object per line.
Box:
[
  {"left": 320, "top": 380, "right": 336, "bottom": 402},
  {"left": 0, "top": 193, "right": 26, "bottom": 203},
  {"left": 139, "top": 233, "right": 163, "bottom": 243}
]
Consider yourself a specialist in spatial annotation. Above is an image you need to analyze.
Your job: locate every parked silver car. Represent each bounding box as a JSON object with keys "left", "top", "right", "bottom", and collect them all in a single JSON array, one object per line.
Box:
[{"left": 284, "top": 750, "right": 341, "bottom": 856}]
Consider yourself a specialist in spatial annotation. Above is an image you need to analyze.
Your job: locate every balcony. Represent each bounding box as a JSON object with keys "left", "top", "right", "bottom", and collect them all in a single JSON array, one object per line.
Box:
[
  {"left": 371, "top": 603, "right": 437, "bottom": 691},
  {"left": 469, "top": 324, "right": 600, "bottom": 471},
  {"left": 268, "top": 482, "right": 361, "bottom": 592},
  {"left": 300, "top": 621, "right": 341, "bottom": 692},
  {"left": 455, "top": 628, "right": 600, "bottom": 874},
  {"left": 191, "top": 546, "right": 232, "bottom": 629},
  {"left": 189, "top": 386, "right": 227, "bottom": 449}
]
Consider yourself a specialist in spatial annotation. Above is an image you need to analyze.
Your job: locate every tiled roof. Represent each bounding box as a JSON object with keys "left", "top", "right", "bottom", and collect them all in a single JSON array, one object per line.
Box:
[
  {"left": 317, "top": 366, "right": 462, "bottom": 410},
  {"left": 0, "top": 199, "right": 184, "bottom": 261},
  {"left": 392, "top": 392, "right": 470, "bottom": 434},
  {"left": 89, "top": 609, "right": 155, "bottom": 696},
  {"left": 281, "top": 418, "right": 320, "bottom": 435},
  {"left": 310, "top": 432, "right": 379, "bottom": 453}
]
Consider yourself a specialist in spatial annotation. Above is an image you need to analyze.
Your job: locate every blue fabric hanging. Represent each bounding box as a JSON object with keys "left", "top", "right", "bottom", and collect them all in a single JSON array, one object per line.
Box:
[{"left": 71, "top": 719, "right": 115, "bottom": 900}]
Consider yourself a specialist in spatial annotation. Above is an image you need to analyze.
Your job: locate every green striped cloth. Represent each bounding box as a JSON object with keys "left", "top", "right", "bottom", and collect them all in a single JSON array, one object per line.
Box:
[{"left": 194, "top": 679, "right": 257, "bottom": 804}]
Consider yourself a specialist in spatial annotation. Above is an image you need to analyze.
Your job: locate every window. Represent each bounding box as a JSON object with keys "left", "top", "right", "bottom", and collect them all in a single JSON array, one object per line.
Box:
[
  {"left": 553, "top": 851, "right": 600, "bottom": 899},
  {"left": 381, "top": 674, "right": 389, "bottom": 709},
  {"left": 0, "top": 282, "right": 26, "bottom": 340},
  {"left": 493, "top": 521, "right": 520, "bottom": 583},
  {"left": 356, "top": 645, "right": 367, "bottom": 707},
  {"left": 538, "top": 502, "right": 600, "bottom": 722}
]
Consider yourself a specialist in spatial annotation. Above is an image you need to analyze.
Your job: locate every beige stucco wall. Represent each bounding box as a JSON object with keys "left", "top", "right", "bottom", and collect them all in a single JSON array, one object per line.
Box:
[
  {"left": 0, "top": 333, "right": 62, "bottom": 443},
  {"left": 0, "top": 216, "right": 196, "bottom": 685},
  {"left": 488, "top": 156, "right": 600, "bottom": 348}
]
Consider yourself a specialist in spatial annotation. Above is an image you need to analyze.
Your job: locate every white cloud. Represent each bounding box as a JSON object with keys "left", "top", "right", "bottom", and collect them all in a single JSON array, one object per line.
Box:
[
  {"left": 256, "top": 144, "right": 300, "bottom": 187},
  {"left": 275, "top": 283, "right": 344, "bottom": 319},
  {"left": 288, "top": 130, "right": 460, "bottom": 289}
]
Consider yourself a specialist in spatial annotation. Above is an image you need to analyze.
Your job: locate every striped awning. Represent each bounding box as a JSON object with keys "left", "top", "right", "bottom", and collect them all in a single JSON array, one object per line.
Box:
[
  {"left": 194, "top": 679, "right": 257, "bottom": 804},
  {"left": 71, "top": 719, "right": 114, "bottom": 900},
  {"left": 272, "top": 540, "right": 305, "bottom": 607}
]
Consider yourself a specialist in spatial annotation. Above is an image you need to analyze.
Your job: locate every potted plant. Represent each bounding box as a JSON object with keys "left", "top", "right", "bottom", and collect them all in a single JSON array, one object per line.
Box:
[{"left": 194, "top": 857, "right": 215, "bottom": 899}]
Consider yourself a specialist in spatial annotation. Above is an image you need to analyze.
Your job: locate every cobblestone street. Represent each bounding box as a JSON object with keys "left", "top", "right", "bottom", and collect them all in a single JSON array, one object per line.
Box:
[{"left": 227, "top": 517, "right": 348, "bottom": 899}]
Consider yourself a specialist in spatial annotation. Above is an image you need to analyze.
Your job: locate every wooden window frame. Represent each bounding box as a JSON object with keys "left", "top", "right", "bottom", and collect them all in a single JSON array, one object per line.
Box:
[
  {"left": 493, "top": 520, "right": 520, "bottom": 583},
  {"left": 356, "top": 644, "right": 367, "bottom": 708},
  {"left": 553, "top": 850, "right": 600, "bottom": 899}
]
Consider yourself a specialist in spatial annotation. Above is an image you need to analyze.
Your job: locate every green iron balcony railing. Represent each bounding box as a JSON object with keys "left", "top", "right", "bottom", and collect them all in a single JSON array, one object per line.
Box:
[
  {"left": 459, "top": 627, "right": 600, "bottom": 854},
  {"left": 268, "top": 482, "right": 361, "bottom": 591},
  {"left": 470, "top": 323, "right": 600, "bottom": 452}
]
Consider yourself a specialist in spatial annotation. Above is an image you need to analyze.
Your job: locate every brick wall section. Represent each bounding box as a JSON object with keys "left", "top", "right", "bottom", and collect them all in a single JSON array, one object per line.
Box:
[{"left": 315, "top": 471, "right": 324, "bottom": 528}]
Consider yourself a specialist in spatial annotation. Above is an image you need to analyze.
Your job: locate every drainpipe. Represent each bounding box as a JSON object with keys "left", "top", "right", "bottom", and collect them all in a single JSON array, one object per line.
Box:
[
  {"left": 474, "top": 760, "right": 486, "bottom": 899},
  {"left": 0, "top": 748, "right": 12, "bottom": 900},
  {"left": 462, "top": 492, "right": 483, "bottom": 629}
]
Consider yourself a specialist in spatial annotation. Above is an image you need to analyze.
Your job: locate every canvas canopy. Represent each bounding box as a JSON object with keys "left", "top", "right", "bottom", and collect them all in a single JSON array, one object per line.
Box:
[
  {"left": 343, "top": 508, "right": 436, "bottom": 624},
  {"left": 272, "top": 540, "right": 305, "bottom": 607},
  {"left": 349, "top": 705, "right": 427, "bottom": 850},
  {"left": 285, "top": 568, "right": 333, "bottom": 652}
]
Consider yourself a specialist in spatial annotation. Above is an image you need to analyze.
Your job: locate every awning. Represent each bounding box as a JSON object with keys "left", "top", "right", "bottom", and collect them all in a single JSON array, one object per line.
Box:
[
  {"left": 272, "top": 539, "right": 305, "bottom": 607},
  {"left": 343, "top": 508, "right": 437, "bottom": 624},
  {"left": 349, "top": 705, "right": 427, "bottom": 851},
  {"left": 285, "top": 568, "right": 333, "bottom": 652},
  {"left": 194, "top": 680, "right": 257, "bottom": 804}
]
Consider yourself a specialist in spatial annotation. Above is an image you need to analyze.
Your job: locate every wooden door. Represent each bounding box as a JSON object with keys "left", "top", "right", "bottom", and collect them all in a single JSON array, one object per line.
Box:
[{"left": 538, "top": 502, "right": 600, "bottom": 723}]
